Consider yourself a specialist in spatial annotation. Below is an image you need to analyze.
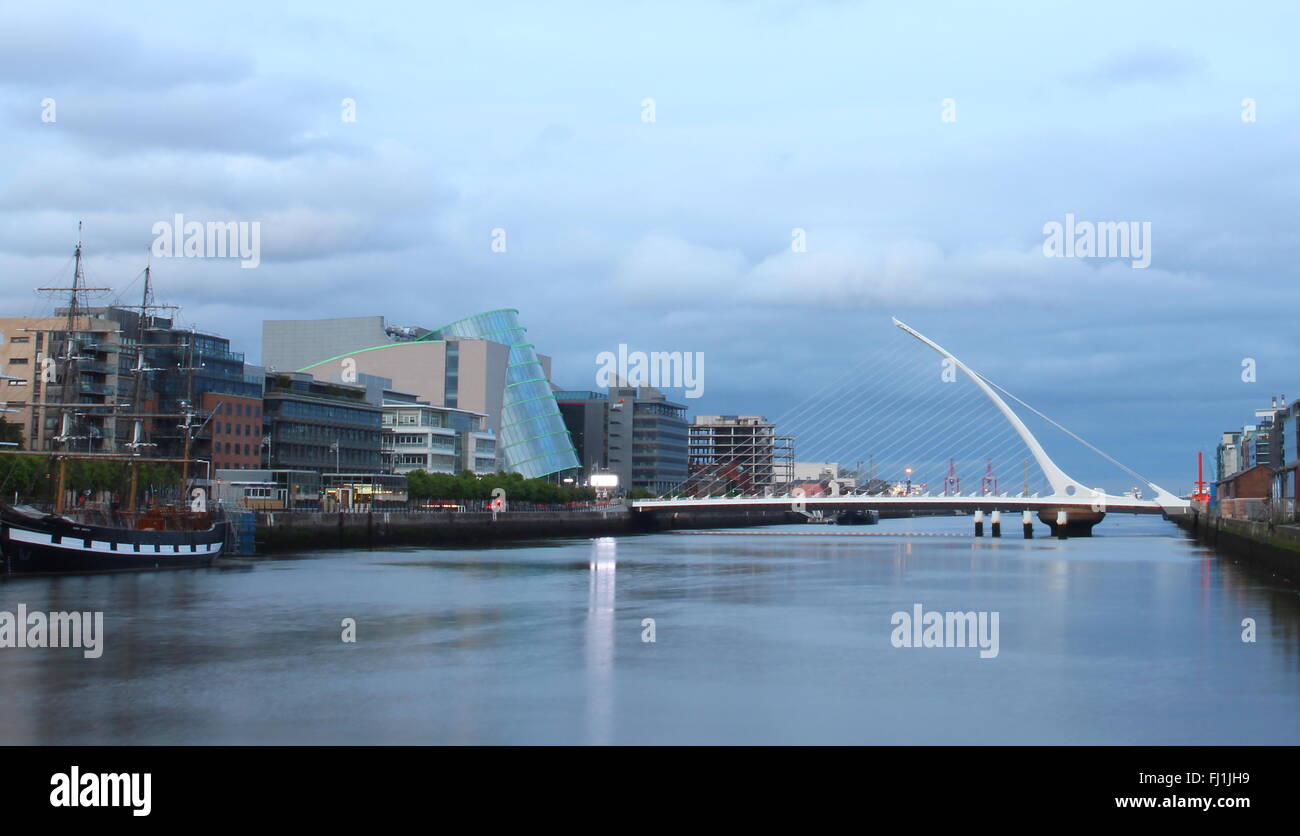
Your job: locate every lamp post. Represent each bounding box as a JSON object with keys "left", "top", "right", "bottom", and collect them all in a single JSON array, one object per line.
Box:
[{"left": 904, "top": 467, "right": 913, "bottom": 496}]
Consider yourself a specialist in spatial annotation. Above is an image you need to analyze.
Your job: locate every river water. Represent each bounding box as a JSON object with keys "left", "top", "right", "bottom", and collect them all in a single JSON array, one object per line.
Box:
[{"left": 1, "top": 514, "right": 1297, "bottom": 744}]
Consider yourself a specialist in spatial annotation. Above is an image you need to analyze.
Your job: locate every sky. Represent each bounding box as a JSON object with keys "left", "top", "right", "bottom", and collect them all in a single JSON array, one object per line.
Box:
[{"left": 1, "top": 0, "right": 1297, "bottom": 493}]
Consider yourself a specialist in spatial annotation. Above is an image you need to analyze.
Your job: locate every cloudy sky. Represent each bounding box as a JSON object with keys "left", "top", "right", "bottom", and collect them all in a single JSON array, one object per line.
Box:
[{"left": 2, "top": 0, "right": 1297, "bottom": 492}]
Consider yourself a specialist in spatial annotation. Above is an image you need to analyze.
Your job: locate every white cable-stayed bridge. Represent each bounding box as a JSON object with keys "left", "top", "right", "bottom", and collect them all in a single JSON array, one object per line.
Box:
[{"left": 636, "top": 318, "right": 1190, "bottom": 536}]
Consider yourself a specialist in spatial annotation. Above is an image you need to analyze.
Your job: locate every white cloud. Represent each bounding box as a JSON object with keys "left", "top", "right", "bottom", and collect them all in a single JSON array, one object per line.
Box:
[{"left": 611, "top": 231, "right": 1210, "bottom": 312}]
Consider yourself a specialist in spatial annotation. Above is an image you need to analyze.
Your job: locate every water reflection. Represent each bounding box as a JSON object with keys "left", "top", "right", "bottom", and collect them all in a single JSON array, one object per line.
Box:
[
  {"left": 585, "top": 537, "right": 617, "bottom": 744},
  {"left": 1, "top": 516, "right": 1298, "bottom": 744}
]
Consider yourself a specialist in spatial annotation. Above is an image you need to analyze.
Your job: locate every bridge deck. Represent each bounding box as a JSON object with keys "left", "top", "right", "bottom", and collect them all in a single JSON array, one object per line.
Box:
[{"left": 633, "top": 495, "right": 1177, "bottom": 515}]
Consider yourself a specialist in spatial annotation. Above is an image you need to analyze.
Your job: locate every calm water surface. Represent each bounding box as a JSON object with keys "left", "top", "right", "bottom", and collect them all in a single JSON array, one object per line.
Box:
[{"left": 2, "top": 514, "right": 1298, "bottom": 744}]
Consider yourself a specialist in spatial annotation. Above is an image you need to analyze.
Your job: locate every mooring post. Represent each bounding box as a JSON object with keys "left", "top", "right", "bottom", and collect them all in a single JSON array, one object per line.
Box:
[
  {"left": 990, "top": 509, "right": 1001, "bottom": 537},
  {"left": 1022, "top": 510, "right": 1033, "bottom": 539},
  {"left": 1056, "top": 509, "right": 1068, "bottom": 539},
  {"left": 974, "top": 509, "right": 984, "bottom": 537}
]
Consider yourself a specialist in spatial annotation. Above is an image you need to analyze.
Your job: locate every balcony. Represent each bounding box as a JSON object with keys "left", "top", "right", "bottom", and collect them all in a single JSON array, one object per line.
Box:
[
  {"left": 77, "top": 380, "right": 114, "bottom": 396},
  {"left": 199, "top": 349, "right": 245, "bottom": 364}
]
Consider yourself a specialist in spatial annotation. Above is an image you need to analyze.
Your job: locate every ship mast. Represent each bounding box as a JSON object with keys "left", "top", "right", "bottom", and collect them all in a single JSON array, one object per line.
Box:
[
  {"left": 56, "top": 229, "right": 84, "bottom": 513},
  {"left": 34, "top": 224, "right": 113, "bottom": 450},
  {"left": 59, "top": 224, "right": 85, "bottom": 449},
  {"left": 125, "top": 264, "right": 154, "bottom": 512},
  {"left": 179, "top": 327, "right": 195, "bottom": 505},
  {"left": 34, "top": 224, "right": 110, "bottom": 513},
  {"left": 128, "top": 265, "right": 157, "bottom": 454}
]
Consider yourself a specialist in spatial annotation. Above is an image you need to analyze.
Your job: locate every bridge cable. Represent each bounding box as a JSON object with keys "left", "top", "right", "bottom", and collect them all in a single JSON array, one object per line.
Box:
[{"left": 976, "top": 373, "right": 1160, "bottom": 491}]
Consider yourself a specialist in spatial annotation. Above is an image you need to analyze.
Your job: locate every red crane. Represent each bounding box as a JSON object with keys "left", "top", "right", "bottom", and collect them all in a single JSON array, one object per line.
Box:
[
  {"left": 1192, "top": 451, "right": 1209, "bottom": 503},
  {"left": 943, "top": 458, "right": 961, "bottom": 496},
  {"left": 980, "top": 458, "right": 998, "bottom": 496}
]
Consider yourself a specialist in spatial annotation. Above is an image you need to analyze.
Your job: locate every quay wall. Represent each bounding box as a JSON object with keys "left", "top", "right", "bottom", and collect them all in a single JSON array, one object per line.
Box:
[
  {"left": 250, "top": 507, "right": 800, "bottom": 553},
  {"left": 1176, "top": 510, "right": 1300, "bottom": 584},
  {"left": 629, "top": 507, "right": 803, "bottom": 532}
]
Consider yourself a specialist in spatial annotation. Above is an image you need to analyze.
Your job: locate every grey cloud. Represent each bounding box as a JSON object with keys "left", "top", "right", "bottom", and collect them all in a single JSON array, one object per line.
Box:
[
  {"left": 0, "top": 13, "right": 252, "bottom": 91},
  {"left": 2, "top": 77, "right": 359, "bottom": 159},
  {"left": 1069, "top": 45, "right": 1207, "bottom": 87}
]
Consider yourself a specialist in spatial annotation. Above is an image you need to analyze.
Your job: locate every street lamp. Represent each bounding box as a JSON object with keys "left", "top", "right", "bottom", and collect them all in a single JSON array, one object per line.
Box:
[{"left": 904, "top": 467, "right": 913, "bottom": 496}]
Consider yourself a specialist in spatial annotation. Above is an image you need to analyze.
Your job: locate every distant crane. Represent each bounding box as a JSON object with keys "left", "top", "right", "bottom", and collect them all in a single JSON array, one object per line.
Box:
[
  {"left": 980, "top": 459, "right": 998, "bottom": 496},
  {"left": 943, "top": 458, "right": 961, "bottom": 496}
]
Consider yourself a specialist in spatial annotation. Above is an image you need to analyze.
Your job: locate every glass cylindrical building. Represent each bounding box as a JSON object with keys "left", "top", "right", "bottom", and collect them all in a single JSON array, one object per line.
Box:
[{"left": 428, "top": 309, "right": 579, "bottom": 479}]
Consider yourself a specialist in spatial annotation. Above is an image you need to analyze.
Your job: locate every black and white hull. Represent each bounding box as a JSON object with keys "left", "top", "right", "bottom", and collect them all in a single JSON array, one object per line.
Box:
[
  {"left": 0, "top": 505, "right": 225, "bottom": 576},
  {"left": 834, "top": 509, "right": 880, "bottom": 526}
]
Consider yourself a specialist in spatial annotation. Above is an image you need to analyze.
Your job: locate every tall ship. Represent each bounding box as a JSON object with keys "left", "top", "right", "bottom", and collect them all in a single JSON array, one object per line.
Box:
[{"left": 0, "top": 228, "right": 227, "bottom": 575}]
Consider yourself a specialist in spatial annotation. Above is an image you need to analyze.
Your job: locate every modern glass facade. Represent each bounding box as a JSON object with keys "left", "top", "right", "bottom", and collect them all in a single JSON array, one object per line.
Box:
[
  {"left": 263, "top": 375, "right": 384, "bottom": 473},
  {"left": 632, "top": 399, "right": 690, "bottom": 491},
  {"left": 427, "top": 309, "right": 579, "bottom": 479}
]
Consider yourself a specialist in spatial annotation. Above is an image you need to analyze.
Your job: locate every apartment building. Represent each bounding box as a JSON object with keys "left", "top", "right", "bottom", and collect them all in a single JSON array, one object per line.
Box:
[{"left": 381, "top": 399, "right": 497, "bottom": 475}]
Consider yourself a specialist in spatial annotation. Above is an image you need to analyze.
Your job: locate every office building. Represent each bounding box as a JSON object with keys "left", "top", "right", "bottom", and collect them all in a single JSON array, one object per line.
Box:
[
  {"left": 381, "top": 397, "right": 497, "bottom": 475},
  {"left": 555, "top": 385, "right": 688, "bottom": 494},
  {"left": 202, "top": 392, "right": 265, "bottom": 471},
  {"left": 607, "top": 385, "right": 689, "bottom": 495},
  {"left": 262, "top": 373, "right": 383, "bottom": 474},
  {"left": 1216, "top": 431, "right": 1243, "bottom": 482},
  {"left": 554, "top": 390, "right": 610, "bottom": 479},
  {"left": 263, "top": 310, "right": 578, "bottom": 479}
]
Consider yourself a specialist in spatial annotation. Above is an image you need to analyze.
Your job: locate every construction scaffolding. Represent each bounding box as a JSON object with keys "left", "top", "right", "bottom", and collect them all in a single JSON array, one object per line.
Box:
[{"left": 683, "top": 415, "right": 794, "bottom": 496}]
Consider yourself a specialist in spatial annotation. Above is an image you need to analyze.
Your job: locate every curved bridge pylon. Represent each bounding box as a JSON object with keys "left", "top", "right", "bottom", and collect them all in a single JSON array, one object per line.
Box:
[{"left": 890, "top": 318, "right": 1188, "bottom": 515}]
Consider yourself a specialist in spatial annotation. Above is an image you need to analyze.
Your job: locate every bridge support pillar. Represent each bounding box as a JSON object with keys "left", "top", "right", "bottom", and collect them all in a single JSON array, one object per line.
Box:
[
  {"left": 1022, "top": 510, "right": 1034, "bottom": 539},
  {"left": 973, "top": 509, "right": 984, "bottom": 537},
  {"left": 1040, "top": 507, "right": 1105, "bottom": 538},
  {"left": 990, "top": 510, "right": 1001, "bottom": 537}
]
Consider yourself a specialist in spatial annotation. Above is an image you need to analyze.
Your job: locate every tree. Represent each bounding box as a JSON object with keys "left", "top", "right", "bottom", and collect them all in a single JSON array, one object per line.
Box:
[
  {"left": 0, "top": 454, "right": 48, "bottom": 500},
  {"left": 404, "top": 470, "right": 595, "bottom": 504},
  {"left": 0, "top": 416, "right": 23, "bottom": 448}
]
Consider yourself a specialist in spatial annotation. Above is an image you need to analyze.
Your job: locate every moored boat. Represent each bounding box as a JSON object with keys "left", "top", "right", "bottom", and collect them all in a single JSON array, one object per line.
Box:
[
  {"left": 0, "top": 227, "right": 227, "bottom": 576},
  {"left": 834, "top": 509, "right": 879, "bottom": 525},
  {"left": 1, "top": 502, "right": 225, "bottom": 575}
]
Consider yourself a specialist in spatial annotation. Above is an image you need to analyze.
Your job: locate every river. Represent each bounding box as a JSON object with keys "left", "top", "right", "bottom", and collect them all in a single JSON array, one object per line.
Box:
[{"left": 1, "top": 514, "right": 1297, "bottom": 744}]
